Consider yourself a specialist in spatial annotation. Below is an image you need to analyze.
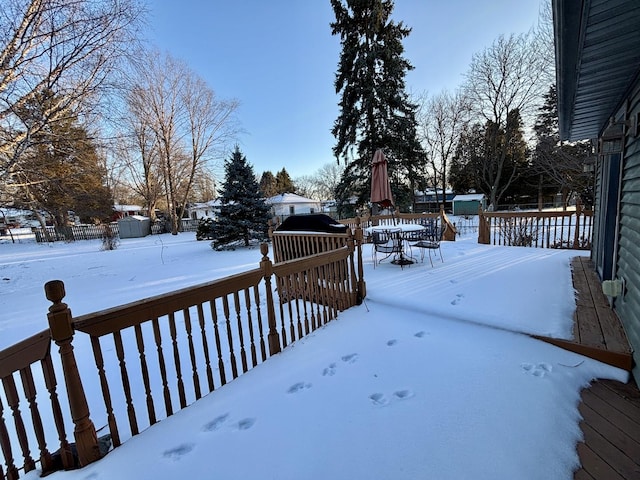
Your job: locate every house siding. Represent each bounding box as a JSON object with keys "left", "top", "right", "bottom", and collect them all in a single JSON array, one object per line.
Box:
[{"left": 613, "top": 80, "right": 640, "bottom": 381}]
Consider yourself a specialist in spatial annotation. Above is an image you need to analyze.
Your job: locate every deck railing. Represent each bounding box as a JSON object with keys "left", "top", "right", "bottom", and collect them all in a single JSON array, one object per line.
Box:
[
  {"left": 478, "top": 203, "right": 593, "bottom": 249},
  {"left": 338, "top": 207, "right": 457, "bottom": 242},
  {"left": 0, "top": 235, "right": 365, "bottom": 479}
]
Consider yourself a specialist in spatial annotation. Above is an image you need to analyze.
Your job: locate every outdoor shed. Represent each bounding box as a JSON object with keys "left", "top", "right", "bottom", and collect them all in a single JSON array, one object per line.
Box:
[
  {"left": 117, "top": 215, "right": 150, "bottom": 238},
  {"left": 452, "top": 194, "right": 486, "bottom": 216}
]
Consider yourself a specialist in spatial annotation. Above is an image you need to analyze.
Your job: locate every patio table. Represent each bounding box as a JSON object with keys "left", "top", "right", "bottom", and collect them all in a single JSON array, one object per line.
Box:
[{"left": 366, "top": 224, "right": 425, "bottom": 266}]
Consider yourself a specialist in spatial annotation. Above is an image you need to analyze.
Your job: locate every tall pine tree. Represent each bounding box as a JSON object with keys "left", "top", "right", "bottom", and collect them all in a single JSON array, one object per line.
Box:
[
  {"left": 331, "top": 0, "right": 424, "bottom": 216},
  {"left": 212, "top": 146, "right": 270, "bottom": 249}
]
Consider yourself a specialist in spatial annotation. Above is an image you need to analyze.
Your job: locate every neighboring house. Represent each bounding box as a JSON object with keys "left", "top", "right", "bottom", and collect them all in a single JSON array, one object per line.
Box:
[
  {"left": 553, "top": 0, "right": 640, "bottom": 383},
  {"left": 266, "top": 193, "right": 321, "bottom": 219},
  {"left": 414, "top": 189, "right": 455, "bottom": 213},
  {"left": 452, "top": 194, "right": 486, "bottom": 216},
  {"left": 187, "top": 200, "right": 222, "bottom": 220}
]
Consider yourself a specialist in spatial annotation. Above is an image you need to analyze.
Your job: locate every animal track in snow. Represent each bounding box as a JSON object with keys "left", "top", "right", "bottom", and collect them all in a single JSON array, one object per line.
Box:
[
  {"left": 451, "top": 293, "right": 464, "bottom": 305},
  {"left": 322, "top": 363, "right": 337, "bottom": 376},
  {"left": 163, "top": 443, "right": 194, "bottom": 461},
  {"left": 341, "top": 353, "right": 359, "bottom": 364},
  {"left": 287, "top": 382, "right": 312, "bottom": 394},
  {"left": 414, "top": 331, "right": 427, "bottom": 338},
  {"left": 369, "top": 393, "right": 389, "bottom": 406},
  {"left": 521, "top": 363, "right": 553, "bottom": 377},
  {"left": 236, "top": 418, "right": 256, "bottom": 430},
  {"left": 386, "top": 339, "right": 398, "bottom": 346},
  {"left": 202, "top": 413, "right": 229, "bottom": 432},
  {"left": 393, "top": 389, "right": 414, "bottom": 400}
]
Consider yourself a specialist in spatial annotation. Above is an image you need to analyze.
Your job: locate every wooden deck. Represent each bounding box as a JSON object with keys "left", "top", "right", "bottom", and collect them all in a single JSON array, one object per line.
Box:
[
  {"left": 535, "top": 256, "right": 639, "bottom": 479},
  {"left": 533, "top": 257, "right": 633, "bottom": 371},
  {"left": 574, "top": 379, "right": 640, "bottom": 479}
]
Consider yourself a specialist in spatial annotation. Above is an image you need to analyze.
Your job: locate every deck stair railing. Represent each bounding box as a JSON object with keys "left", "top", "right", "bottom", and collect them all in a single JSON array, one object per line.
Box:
[{"left": 0, "top": 230, "right": 366, "bottom": 480}]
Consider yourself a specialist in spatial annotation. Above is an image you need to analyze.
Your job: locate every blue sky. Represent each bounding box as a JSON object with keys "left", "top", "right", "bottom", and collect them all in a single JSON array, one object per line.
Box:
[{"left": 148, "top": 1, "right": 545, "bottom": 179}]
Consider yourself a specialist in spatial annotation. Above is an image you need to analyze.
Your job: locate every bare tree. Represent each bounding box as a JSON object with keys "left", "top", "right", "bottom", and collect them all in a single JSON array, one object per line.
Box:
[
  {"left": 126, "top": 51, "right": 239, "bottom": 234},
  {"left": 294, "top": 162, "right": 345, "bottom": 201},
  {"left": 0, "top": 0, "right": 145, "bottom": 205},
  {"left": 463, "top": 32, "right": 551, "bottom": 208},
  {"left": 417, "top": 89, "right": 470, "bottom": 205}
]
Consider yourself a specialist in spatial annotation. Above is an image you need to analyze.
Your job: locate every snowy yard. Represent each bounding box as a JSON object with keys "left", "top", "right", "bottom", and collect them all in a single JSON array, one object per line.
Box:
[{"left": 0, "top": 227, "right": 627, "bottom": 480}]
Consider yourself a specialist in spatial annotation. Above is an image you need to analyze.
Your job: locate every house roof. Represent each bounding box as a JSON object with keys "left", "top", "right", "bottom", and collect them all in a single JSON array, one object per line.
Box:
[
  {"left": 265, "top": 193, "right": 320, "bottom": 205},
  {"left": 554, "top": 0, "right": 640, "bottom": 141}
]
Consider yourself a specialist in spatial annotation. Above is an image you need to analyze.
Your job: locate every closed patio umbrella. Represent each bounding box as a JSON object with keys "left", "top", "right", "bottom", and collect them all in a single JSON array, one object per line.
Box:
[{"left": 370, "top": 149, "right": 395, "bottom": 217}]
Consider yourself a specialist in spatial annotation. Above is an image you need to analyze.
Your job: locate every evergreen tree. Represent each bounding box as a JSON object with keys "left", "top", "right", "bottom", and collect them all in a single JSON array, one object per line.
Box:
[
  {"left": 212, "top": 146, "right": 270, "bottom": 249},
  {"left": 14, "top": 92, "right": 113, "bottom": 226},
  {"left": 275, "top": 168, "right": 295, "bottom": 194},
  {"left": 331, "top": 0, "right": 425, "bottom": 216},
  {"left": 259, "top": 171, "right": 278, "bottom": 198},
  {"left": 531, "top": 85, "right": 593, "bottom": 208}
]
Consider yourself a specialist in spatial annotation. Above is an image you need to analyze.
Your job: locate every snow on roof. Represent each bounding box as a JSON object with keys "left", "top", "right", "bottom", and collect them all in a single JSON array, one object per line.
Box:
[
  {"left": 452, "top": 194, "right": 485, "bottom": 201},
  {"left": 113, "top": 204, "right": 144, "bottom": 212},
  {"left": 266, "top": 193, "right": 320, "bottom": 204}
]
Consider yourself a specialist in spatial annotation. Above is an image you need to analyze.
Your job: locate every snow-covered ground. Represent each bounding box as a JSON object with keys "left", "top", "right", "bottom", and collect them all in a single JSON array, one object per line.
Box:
[{"left": 0, "top": 227, "right": 627, "bottom": 480}]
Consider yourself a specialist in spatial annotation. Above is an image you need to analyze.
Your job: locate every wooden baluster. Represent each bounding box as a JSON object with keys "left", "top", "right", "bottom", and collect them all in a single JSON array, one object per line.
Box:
[
  {"left": 2, "top": 375, "right": 35, "bottom": 473},
  {"left": 112, "top": 331, "right": 138, "bottom": 436},
  {"left": 134, "top": 325, "right": 156, "bottom": 426},
  {"left": 292, "top": 273, "right": 301, "bottom": 341},
  {"left": 19, "top": 366, "right": 51, "bottom": 472},
  {"left": 0, "top": 391, "right": 19, "bottom": 480},
  {"left": 302, "top": 274, "right": 310, "bottom": 336},
  {"left": 182, "top": 308, "right": 201, "bottom": 400},
  {"left": 151, "top": 318, "right": 172, "bottom": 418},
  {"left": 44, "top": 280, "right": 100, "bottom": 466},
  {"left": 244, "top": 288, "right": 258, "bottom": 368},
  {"left": 209, "top": 301, "right": 227, "bottom": 386},
  {"left": 40, "top": 354, "right": 74, "bottom": 469},
  {"left": 308, "top": 267, "right": 319, "bottom": 331},
  {"left": 233, "top": 293, "right": 248, "bottom": 374},
  {"left": 252, "top": 285, "right": 267, "bottom": 362},
  {"left": 89, "top": 336, "right": 119, "bottom": 447},
  {"left": 260, "top": 243, "right": 281, "bottom": 356},
  {"left": 196, "top": 304, "right": 214, "bottom": 393},
  {"left": 168, "top": 313, "right": 187, "bottom": 409},
  {"left": 574, "top": 199, "right": 582, "bottom": 249},
  {"left": 222, "top": 296, "right": 238, "bottom": 379}
]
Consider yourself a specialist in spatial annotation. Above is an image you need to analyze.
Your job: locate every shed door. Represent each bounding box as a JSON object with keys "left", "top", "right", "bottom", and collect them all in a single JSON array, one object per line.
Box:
[{"left": 595, "top": 153, "right": 621, "bottom": 281}]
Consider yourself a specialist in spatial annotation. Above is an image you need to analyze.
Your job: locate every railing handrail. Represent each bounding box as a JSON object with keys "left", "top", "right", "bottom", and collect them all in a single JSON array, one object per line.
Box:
[{"left": 0, "top": 234, "right": 366, "bottom": 479}]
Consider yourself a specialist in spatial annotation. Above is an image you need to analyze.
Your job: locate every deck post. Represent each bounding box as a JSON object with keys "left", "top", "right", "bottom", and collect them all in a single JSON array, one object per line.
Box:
[
  {"left": 44, "top": 280, "right": 101, "bottom": 466},
  {"left": 354, "top": 217, "right": 366, "bottom": 301},
  {"left": 478, "top": 206, "right": 490, "bottom": 244},
  {"left": 260, "top": 244, "right": 281, "bottom": 355},
  {"left": 573, "top": 198, "right": 582, "bottom": 249}
]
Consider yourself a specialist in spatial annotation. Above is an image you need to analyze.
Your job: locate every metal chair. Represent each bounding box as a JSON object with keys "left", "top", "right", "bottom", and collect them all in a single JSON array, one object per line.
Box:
[
  {"left": 371, "top": 229, "right": 403, "bottom": 267},
  {"left": 410, "top": 221, "right": 447, "bottom": 267}
]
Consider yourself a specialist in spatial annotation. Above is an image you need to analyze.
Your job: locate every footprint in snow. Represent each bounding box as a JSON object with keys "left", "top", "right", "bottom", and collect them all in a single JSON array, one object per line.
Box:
[
  {"left": 369, "top": 393, "right": 389, "bottom": 406},
  {"left": 393, "top": 389, "right": 414, "bottom": 400},
  {"left": 451, "top": 293, "right": 464, "bottom": 305},
  {"left": 236, "top": 418, "right": 256, "bottom": 430},
  {"left": 322, "top": 363, "right": 337, "bottom": 376},
  {"left": 449, "top": 279, "right": 459, "bottom": 284},
  {"left": 163, "top": 443, "right": 194, "bottom": 461},
  {"left": 287, "top": 382, "right": 312, "bottom": 394},
  {"left": 414, "top": 331, "right": 428, "bottom": 338},
  {"left": 386, "top": 339, "right": 398, "bottom": 346},
  {"left": 202, "top": 413, "right": 229, "bottom": 432},
  {"left": 521, "top": 363, "right": 553, "bottom": 377},
  {"left": 341, "top": 353, "right": 359, "bottom": 364}
]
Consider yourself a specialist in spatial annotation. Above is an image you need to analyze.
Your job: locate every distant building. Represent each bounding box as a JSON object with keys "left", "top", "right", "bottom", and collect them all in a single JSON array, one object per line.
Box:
[
  {"left": 452, "top": 194, "right": 486, "bottom": 216},
  {"left": 187, "top": 200, "right": 222, "bottom": 220},
  {"left": 113, "top": 204, "right": 145, "bottom": 219},
  {"left": 266, "top": 193, "right": 322, "bottom": 220},
  {"left": 413, "top": 190, "right": 455, "bottom": 213}
]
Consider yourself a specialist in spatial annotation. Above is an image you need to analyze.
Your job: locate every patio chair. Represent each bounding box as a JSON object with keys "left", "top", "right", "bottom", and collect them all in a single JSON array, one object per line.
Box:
[
  {"left": 371, "top": 229, "right": 403, "bottom": 267},
  {"left": 410, "top": 221, "right": 447, "bottom": 267}
]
